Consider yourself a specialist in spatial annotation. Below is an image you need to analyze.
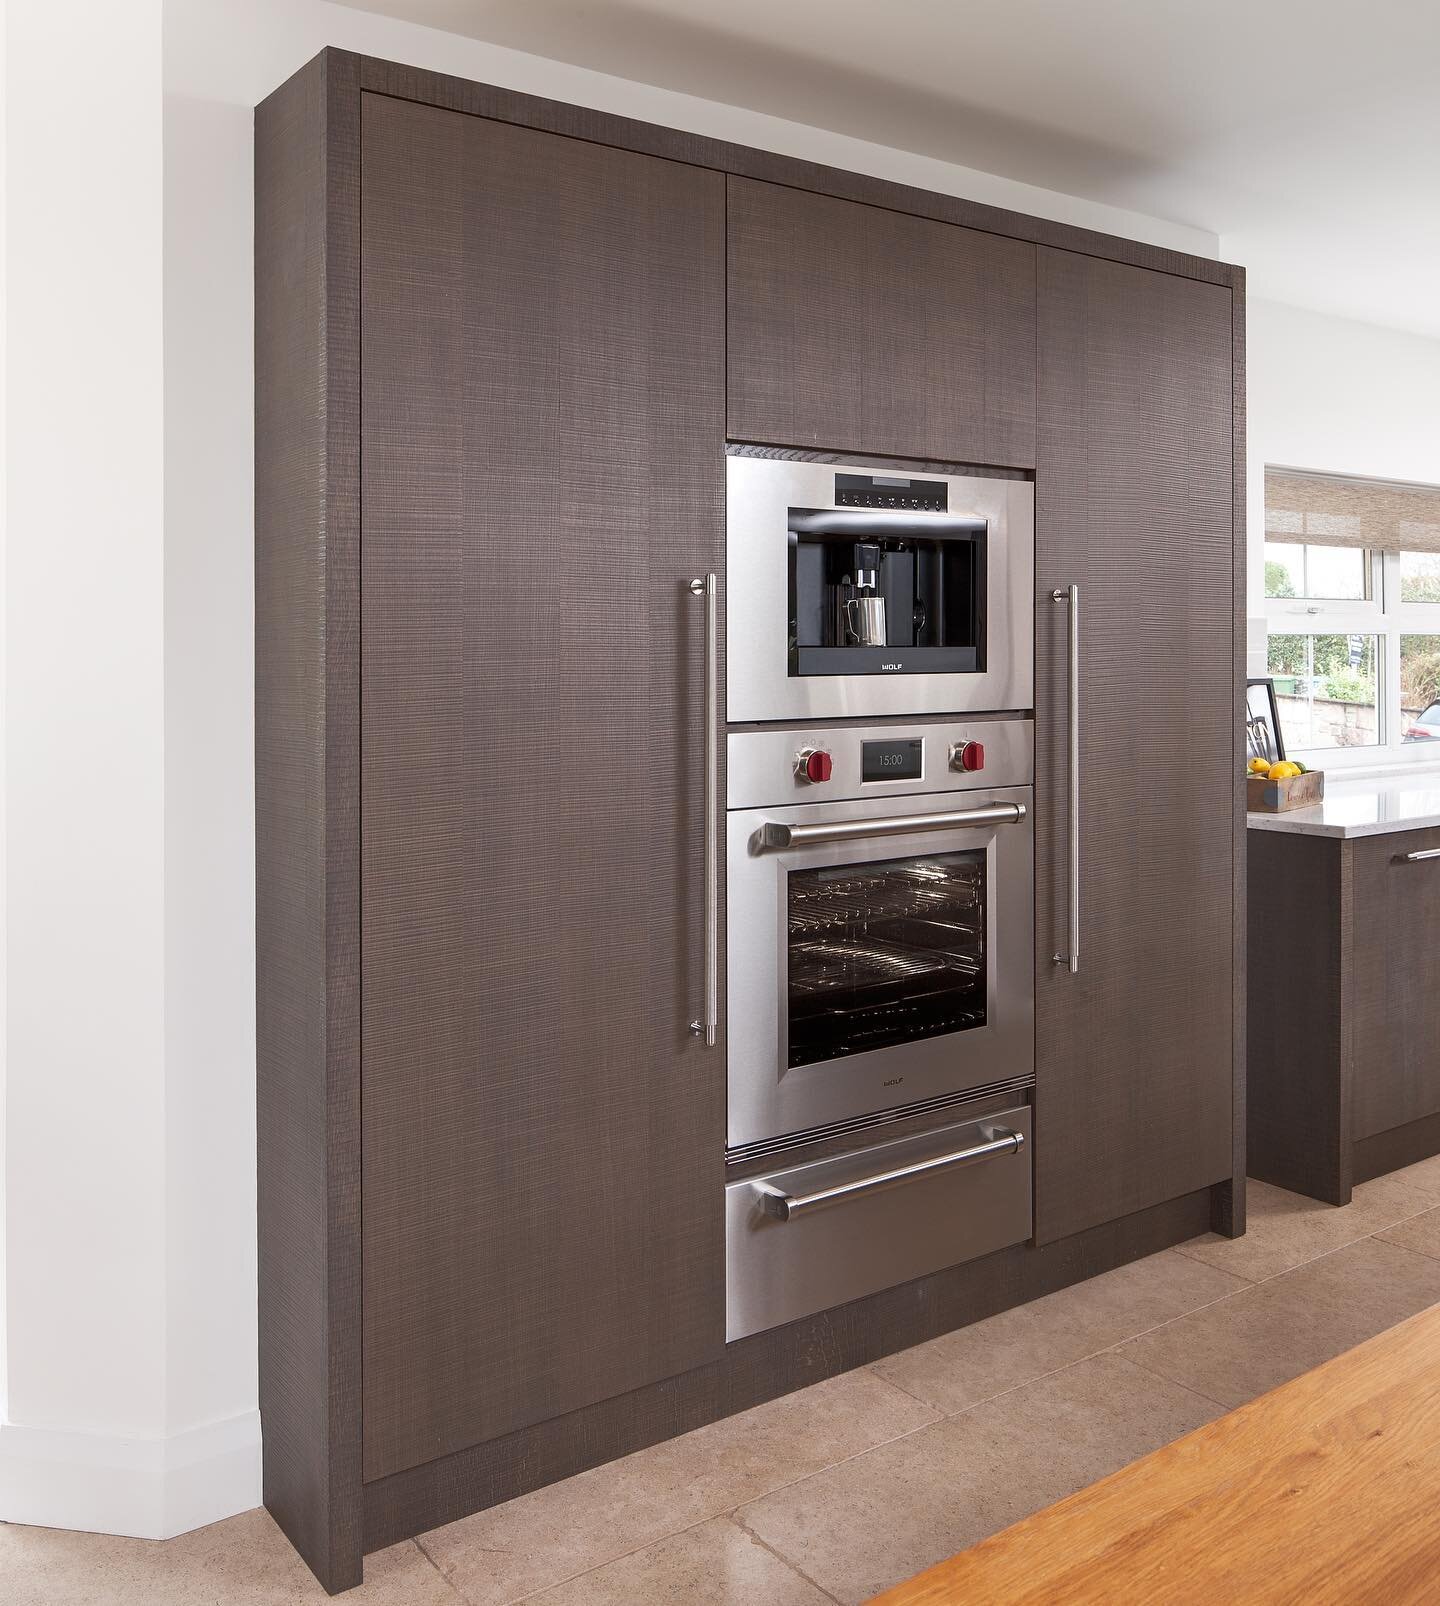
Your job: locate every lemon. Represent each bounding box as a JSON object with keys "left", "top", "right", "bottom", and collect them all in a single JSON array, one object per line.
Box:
[
  {"left": 1268, "top": 761, "right": 1302, "bottom": 780},
  {"left": 1248, "top": 757, "right": 1271, "bottom": 775}
]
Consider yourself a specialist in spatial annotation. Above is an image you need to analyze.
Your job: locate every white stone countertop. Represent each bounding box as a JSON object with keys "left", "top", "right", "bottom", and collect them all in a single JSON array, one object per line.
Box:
[{"left": 1247, "top": 772, "right": 1440, "bottom": 838}]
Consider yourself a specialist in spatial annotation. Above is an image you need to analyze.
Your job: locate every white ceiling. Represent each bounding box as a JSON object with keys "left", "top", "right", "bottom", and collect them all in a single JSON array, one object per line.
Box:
[{"left": 347, "top": 0, "right": 1440, "bottom": 338}]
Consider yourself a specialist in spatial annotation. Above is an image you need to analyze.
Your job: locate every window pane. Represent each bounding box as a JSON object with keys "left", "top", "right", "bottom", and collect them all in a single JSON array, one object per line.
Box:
[
  {"left": 1401, "top": 635, "right": 1440, "bottom": 743},
  {"left": 1263, "top": 542, "right": 1303, "bottom": 598},
  {"left": 1305, "top": 545, "right": 1367, "bottom": 600},
  {"left": 1263, "top": 541, "right": 1367, "bottom": 601},
  {"left": 1267, "top": 634, "right": 1380, "bottom": 750},
  {"left": 1400, "top": 551, "right": 1440, "bottom": 604}
]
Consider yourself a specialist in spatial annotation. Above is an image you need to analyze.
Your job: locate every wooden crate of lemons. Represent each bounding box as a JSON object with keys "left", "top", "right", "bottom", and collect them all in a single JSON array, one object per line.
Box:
[{"left": 1246, "top": 756, "right": 1324, "bottom": 813}]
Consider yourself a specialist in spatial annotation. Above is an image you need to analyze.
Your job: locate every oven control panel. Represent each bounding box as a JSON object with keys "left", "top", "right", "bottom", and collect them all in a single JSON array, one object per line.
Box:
[{"left": 727, "top": 718, "right": 1033, "bottom": 811}]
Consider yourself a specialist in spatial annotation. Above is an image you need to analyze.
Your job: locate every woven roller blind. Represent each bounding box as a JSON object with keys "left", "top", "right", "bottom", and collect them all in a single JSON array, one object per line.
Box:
[{"left": 1265, "top": 468, "right": 1440, "bottom": 554}]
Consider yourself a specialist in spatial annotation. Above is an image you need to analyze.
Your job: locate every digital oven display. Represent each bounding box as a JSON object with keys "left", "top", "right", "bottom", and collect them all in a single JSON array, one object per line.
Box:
[{"left": 861, "top": 738, "right": 923, "bottom": 783}]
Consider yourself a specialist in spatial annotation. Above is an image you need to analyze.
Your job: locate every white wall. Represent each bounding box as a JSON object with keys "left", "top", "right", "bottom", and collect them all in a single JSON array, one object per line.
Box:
[
  {"left": 2, "top": 0, "right": 173, "bottom": 1534},
  {"left": 1244, "top": 298, "right": 1440, "bottom": 669}
]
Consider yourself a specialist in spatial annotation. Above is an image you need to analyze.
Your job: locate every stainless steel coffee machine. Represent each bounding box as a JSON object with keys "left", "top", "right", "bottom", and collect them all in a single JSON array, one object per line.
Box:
[{"left": 727, "top": 455, "right": 1034, "bottom": 722}]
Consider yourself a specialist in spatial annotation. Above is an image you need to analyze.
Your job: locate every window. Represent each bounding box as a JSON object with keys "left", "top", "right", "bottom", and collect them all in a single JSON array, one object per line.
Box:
[
  {"left": 1267, "top": 633, "right": 1380, "bottom": 750},
  {"left": 1263, "top": 542, "right": 1369, "bottom": 603},
  {"left": 1400, "top": 552, "right": 1440, "bottom": 604},
  {"left": 1264, "top": 470, "right": 1440, "bottom": 765}
]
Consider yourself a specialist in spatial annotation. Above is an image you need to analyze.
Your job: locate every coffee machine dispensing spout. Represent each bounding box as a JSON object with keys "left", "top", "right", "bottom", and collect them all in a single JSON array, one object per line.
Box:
[{"left": 841, "top": 542, "right": 887, "bottom": 647}]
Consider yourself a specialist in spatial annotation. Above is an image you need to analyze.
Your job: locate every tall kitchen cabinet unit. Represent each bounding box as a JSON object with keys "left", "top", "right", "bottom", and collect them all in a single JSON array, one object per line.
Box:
[
  {"left": 257, "top": 49, "right": 1245, "bottom": 1593},
  {"left": 1033, "top": 252, "right": 1242, "bottom": 1243}
]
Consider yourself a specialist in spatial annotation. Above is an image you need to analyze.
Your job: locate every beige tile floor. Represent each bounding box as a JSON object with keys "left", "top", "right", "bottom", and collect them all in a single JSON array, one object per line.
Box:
[{"left": 7, "top": 1153, "right": 1440, "bottom": 1605}]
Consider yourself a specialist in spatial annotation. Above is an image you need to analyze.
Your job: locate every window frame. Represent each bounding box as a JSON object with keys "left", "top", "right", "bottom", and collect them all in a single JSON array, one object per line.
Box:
[{"left": 1264, "top": 546, "right": 1440, "bottom": 768}]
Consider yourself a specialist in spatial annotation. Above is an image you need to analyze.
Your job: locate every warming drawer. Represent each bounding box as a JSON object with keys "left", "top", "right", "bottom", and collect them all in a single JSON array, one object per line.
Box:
[{"left": 725, "top": 1106, "right": 1032, "bottom": 1341}]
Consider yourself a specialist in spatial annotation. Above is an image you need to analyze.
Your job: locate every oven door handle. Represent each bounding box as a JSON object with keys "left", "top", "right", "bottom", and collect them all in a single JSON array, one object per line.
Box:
[
  {"left": 752, "top": 1127, "right": 1025, "bottom": 1221},
  {"left": 757, "top": 801, "right": 1026, "bottom": 852}
]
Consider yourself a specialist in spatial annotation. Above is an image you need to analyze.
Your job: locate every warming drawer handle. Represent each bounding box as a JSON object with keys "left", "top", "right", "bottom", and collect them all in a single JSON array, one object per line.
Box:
[
  {"left": 1400, "top": 848, "right": 1440, "bottom": 862},
  {"left": 688, "top": 575, "right": 719, "bottom": 1048},
  {"left": 758, "top": 802, "right": 1026, "bottom": 852},
  {"left": 751, "top": 1128, "right": 1025, "bottom": 1221}
]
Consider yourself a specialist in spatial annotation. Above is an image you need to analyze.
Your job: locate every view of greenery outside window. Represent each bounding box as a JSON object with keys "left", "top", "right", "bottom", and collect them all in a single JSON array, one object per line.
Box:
[
  {"left": 1267, "top": 632, "right": 1380, "bottom": 750},
  {"left": 1400, "top": 551, "right": 1440, "bottom": 603},
  {"left": 1400, "top": 633, "right": 1440, "bottom": 742},
  {"left": 1263, "top": 542, "right": 1369, "bottom": 602}
]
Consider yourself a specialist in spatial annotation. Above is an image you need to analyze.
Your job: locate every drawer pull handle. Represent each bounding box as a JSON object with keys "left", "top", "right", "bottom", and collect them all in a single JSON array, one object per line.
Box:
[
  {"left": 1400, "top": 848, "right": 1440, "bottom": 862},
  {"left": 752, "top": 1128, "right": 1024, "bottom": 1221}
]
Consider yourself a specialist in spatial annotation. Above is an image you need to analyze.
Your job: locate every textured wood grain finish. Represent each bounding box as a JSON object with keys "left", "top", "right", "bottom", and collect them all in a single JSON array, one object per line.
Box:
[
  {"left": 359, "top": 95, "right": 727, "bottom": 1482},
  {"left": 1246, "top": 830, "right": 1349, "bottom": 1204},
  {"left": 727, "top": 176, "right": 1036, "bottom": 465},
  {"left": 356, "top": 56, "right": 1239, "bottom": 291},
  {"left": 256, "top": 44, "right": 1246, "bottom": 1588},
  {"left": 1034, "top": 248, "right": 1234, "bottom": 1244},
  {"left": 876, "top": 1302, "right": 1440, "bottom": 1606},
  {"left": 255, "top": 48, "right": 363, "bottom": 1595},
  {"left": 1350, "top": 828, "right": 1440, "bottom": 1140},
  {"left": 1249, "top": 826, "right": 1440, "bottom": 1204},
  {"left": 1354, "top": 1110, "right": 1440, "bottom": 1184},
  {"left": 362, "top": 1188, "right": 1211, "bottom": 1550}
]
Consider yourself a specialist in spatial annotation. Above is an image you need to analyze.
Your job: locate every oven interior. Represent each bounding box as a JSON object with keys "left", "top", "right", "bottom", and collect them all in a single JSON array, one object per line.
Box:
[{"left": 786, "top": 848, "right": 987, "bottom": 1068}]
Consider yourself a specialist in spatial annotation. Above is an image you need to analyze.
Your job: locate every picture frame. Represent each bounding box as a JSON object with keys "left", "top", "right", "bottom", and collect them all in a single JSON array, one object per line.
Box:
[{"left": 1245, "top": 677, "right": 1286, "bottom": 766}]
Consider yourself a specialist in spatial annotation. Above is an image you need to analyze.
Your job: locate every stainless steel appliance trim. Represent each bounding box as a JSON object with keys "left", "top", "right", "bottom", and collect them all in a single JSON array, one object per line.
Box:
[
  {"left": 726, "top": 783, "right": 1034, "bottom": 1150},
  {"left": 1400, "top": 848, "right": 1440, "bottom": 862},
  {"left": 726, "top": 718, "right": 1034, "bottom": 811},
  {"left": 759, "top": 801, "right": 1025, "bottom": 851},
  {"left": 726, "top": 455, "right": 1035, "bottom": 722},
  {"left": 1052, "top": 584, "right": 1080, "bottom": 974},
  {"left": 752, "top": 1127, "right": 1023, "bottom": 1220},
  {"left": 724, "top": 1073, "right": 1035, "bottom": 1166},
  {"left": 690, "top": 574, "right": 719, "bottom": 1046}
]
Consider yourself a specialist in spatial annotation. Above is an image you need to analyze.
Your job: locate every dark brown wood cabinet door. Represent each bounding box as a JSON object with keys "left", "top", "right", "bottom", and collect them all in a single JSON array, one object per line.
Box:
[
  {"left": 1350, "top": 828, "right": 1440, "bottom": 1140},
  {"left": 359, "top": 95, "right": 726, "bottom": 1481},
  {"left": 727, "top": 176, "right": 1036, "bottom": 466},
  {"left": 1034, "top": 248, "right": 1235, "bottom": 1244}
]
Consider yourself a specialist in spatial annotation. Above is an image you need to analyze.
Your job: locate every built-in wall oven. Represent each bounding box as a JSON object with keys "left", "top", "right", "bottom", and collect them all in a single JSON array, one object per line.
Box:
[
  {"left": 724, "top": 717, "right": 1035, "bottom": 1339},
  {"left": 726, "top": 719, "right": 1034, "bottom": 1153},
  {"left": 726, "top": 455, "right": 1034, "bottom": 723}
]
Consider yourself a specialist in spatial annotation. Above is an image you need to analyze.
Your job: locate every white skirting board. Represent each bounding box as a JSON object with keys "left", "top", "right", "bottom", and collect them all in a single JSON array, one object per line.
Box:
[{"left": 0, "top": 1410, "right": 260, "bottom": 1539}]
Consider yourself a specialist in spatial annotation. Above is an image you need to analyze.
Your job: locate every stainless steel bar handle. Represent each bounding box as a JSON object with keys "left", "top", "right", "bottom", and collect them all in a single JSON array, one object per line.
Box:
[
  {"left": 689, "top": 575, "right": 719, "bottom": 1047},
  {"left": 1052, "top": 584, "right": 1080, "bottom": 974},
  {"left": 758, "top": 801, "right": 1026, "bottom": 852},
  {"left": 753, "top": 1129, "right": 1024, "bottom": 1221},
  {"left": 1401, "top": 848, "right": 1440, "bottom": 862}
]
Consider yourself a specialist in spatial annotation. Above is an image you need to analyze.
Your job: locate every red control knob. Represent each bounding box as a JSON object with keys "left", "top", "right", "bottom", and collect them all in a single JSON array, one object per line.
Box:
[
  {"left": 953, "top": 740, "right": 985, "bottom": 773},
  {"left": 796, "top": 748, "right": 833, "bottom": 784}
]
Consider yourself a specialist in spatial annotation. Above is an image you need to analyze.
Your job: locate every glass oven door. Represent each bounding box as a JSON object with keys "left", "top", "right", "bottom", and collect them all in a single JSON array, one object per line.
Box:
[
  {"left": 787, "top": 849, "right": 986, "bottom": 1069},
  {"left": 726, "top": 787, "right": 1034, "bottom": 1152}
]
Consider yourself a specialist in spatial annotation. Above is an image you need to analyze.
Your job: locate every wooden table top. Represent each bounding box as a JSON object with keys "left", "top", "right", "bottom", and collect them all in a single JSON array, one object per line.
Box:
[{"left": 873, "top": 1301, "right": 1440, "bottom": 1605}]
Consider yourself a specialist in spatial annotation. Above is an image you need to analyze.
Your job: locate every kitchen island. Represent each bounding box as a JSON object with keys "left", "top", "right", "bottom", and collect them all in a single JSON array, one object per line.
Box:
[
  {"left": 1247, "top": 771, "right": 1440, "bottom": 839},
  {"left": 1249, "top": 772, "right": 1440, "bottom": 1203}
]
